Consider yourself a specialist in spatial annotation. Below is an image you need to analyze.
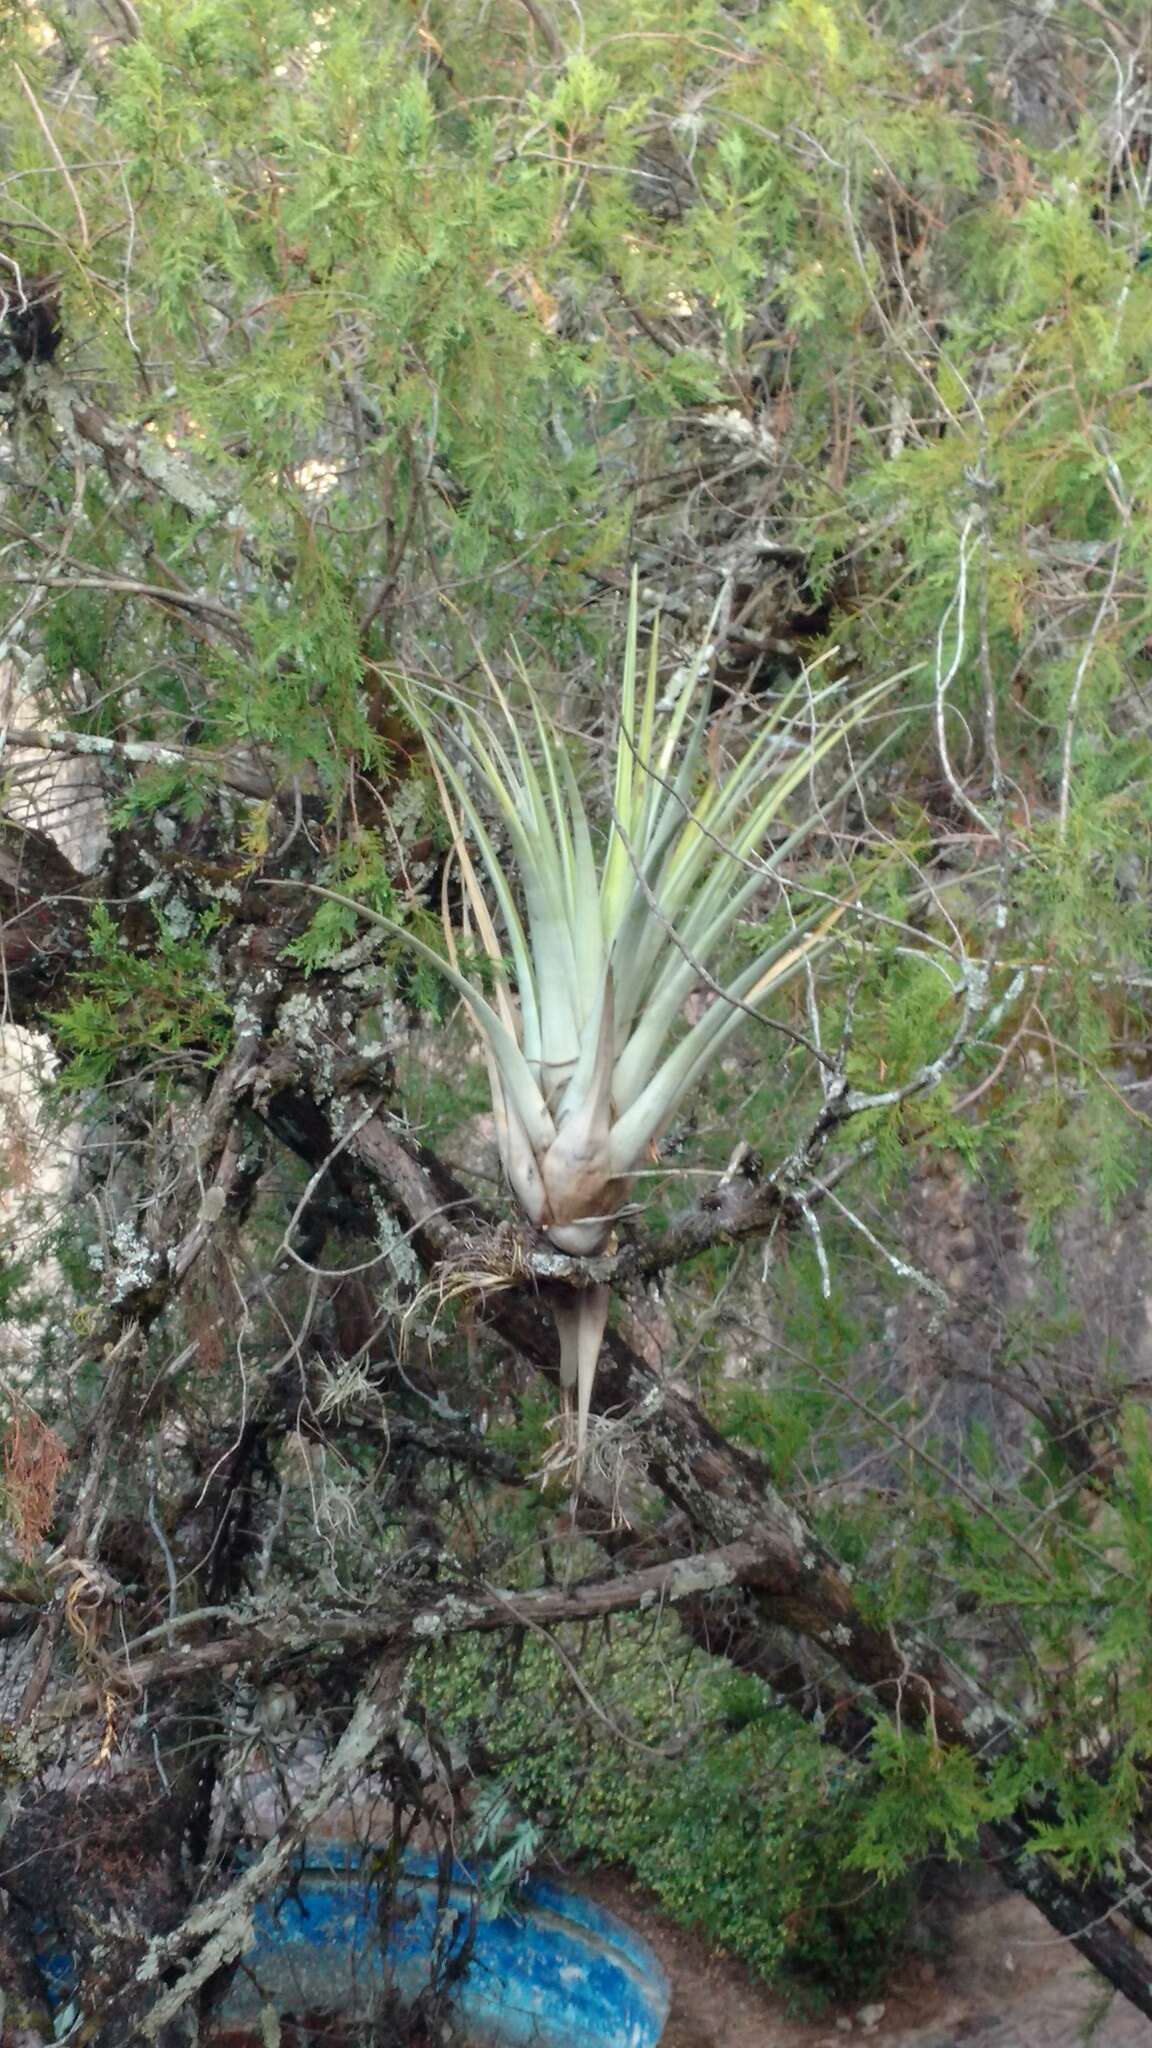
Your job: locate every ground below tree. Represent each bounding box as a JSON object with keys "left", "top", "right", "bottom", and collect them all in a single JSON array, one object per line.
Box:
[{"left": 583, "top": 1867, "right": 1149, "bottom": 2048}]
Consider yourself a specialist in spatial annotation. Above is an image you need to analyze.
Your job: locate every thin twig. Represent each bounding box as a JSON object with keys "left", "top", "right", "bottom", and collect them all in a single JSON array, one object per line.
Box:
[
  {"left": 1057, "top": 538, "right": 1124, "bottom": 842},
  {"left": 13, "top": 65, "right": 90, "bottom": 251}
]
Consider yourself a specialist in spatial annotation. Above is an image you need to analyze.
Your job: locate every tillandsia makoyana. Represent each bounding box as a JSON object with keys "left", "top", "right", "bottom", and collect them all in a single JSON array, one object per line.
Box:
[{"left": 344, "top": 576, "right": 898, "bottom": 1466}]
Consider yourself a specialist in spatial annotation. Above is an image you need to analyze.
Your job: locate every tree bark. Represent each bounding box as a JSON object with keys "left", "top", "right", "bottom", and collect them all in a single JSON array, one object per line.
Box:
[
  {"left": 258, "top": 1081, "right": 1152, "bottom": 2018},
  {"left": 0, "top": 817, "right": 94, "bottom": 1017}
]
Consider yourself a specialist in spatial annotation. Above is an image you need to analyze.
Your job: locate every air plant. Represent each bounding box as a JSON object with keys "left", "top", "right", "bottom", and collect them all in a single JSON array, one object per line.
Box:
[{"left": 372, "top": 581, "right": 896, "bottom": 1464}]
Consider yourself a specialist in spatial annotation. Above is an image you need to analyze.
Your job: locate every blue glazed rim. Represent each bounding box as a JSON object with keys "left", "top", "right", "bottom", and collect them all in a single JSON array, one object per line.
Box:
[{"left": 267, "top": 1844, "right": 667, "bottom": 1991}]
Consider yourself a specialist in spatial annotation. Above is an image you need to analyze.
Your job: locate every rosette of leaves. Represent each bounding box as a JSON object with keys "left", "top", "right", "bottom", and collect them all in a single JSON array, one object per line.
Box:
[{"left": 369, "top": 582, "right": 897, "bottom": 1463}]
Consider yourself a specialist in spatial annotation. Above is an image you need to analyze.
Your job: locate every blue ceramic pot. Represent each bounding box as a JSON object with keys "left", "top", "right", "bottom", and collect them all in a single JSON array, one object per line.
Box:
[{"left": 41, "top": 1847, "right": 670, "bottom": 2048}]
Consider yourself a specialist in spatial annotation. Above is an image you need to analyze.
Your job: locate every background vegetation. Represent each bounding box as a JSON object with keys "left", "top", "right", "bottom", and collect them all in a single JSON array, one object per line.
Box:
[{"left": 2, "top": 0, "right": 1152, "bottom": 2038}]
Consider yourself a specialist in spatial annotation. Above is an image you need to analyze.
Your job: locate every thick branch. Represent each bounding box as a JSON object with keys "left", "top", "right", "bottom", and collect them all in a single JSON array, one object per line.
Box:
[
  {"left": 0, "top": 816, "right": 95, "bottom": 1015},
  {"left": 336, "top": 1113, "right": 1004, "bottom": 1731},
  {"left": 40, "top": 1536, "right": 819, "bottom": 1722},
  {"left": 4, "top": 726, "right": 295, "bottom": 801},
  {"left": 528, "top": 1170, "right": 797, "bottom": 1286},
  {"left": 254, "top": 1085, "right": 1152, "bottom": 2016}
]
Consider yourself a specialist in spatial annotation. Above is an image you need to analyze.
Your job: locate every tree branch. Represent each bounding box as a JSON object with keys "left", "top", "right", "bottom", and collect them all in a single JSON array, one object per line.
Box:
[
  {"left": 252, "top": 1080, "right": 1152, "bottom": 2016},
  {"left": 0, "top": 815, "right": 95, "bottom": 1015}
]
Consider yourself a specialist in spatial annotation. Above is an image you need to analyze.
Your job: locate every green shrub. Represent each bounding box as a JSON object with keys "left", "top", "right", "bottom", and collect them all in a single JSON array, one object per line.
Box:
[{"left": 417, "top": 1624, "right": 913, "bottom": 2003}]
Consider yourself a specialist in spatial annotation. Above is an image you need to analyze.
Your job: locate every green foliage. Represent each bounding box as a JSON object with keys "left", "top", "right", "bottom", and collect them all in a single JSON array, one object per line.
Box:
[
  {"left": 847, "top": 1724, "right": 1000, "bottom": 1879},
  {"left": 6, "top": 0, "right": 1152, "bottom": 2002},
  {"left": 419, "top": 1623, "right": 914, "bottom": 2002},
  {"left": 50, "top": 906, "right": 233, "bottom": 1087},
  {"left": 285, "top": 832, "right": 397, "bottom": 974},
  {"left": 107, "top": 762, "right": 214, "bottom": 828}
]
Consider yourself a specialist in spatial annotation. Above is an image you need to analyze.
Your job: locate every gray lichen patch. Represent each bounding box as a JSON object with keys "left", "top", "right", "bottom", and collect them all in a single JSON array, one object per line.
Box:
[
  {"left": 411, "top": 1594, "right": 486, "bottom": 1637},
  {"left": 663, "top": 1554, "right": 739, "bottom": 1599},
  {"left": 371, "top": 1195, "right": 421, "bottom": 1288}
]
